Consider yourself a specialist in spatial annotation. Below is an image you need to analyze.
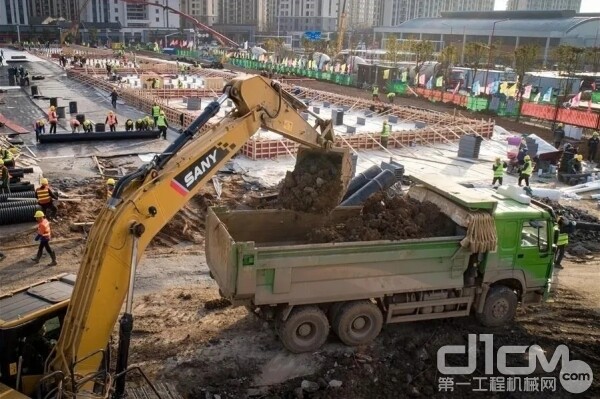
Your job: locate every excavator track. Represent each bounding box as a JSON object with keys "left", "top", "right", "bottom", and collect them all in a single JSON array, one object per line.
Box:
[{"left": 127, "top": 382, "right": 183, "bottom": 399}]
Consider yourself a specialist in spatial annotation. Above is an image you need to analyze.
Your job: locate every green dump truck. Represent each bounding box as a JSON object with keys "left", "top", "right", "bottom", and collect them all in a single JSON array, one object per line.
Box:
[{"left": 206, "top": 176, "right": 556, "bottom": 353}]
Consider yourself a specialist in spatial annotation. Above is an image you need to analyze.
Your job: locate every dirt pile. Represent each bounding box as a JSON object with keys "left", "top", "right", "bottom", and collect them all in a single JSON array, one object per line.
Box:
[
  {"left": 538, "top": 198, "right": 600, "bottom": 253},
  {"left": 309, "top": 192, "right": 456, "bottom": 243},
  {"left": 278, "top": 151, "right": 346, "bottom": 214}
]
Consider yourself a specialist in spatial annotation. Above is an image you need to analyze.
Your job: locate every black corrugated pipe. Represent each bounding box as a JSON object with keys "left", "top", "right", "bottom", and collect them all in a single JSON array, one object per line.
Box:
[
  {"left": 7, "top": 168, "right": 34, "bottom": 174},
  {"left": 38, "top": 131, "right": 161, "bottom": 143},
  {"left": 0, "top": 191, "right": 36, "bottom": 202},
  {"left": 0, "top": 199, "right": 39, "bottom": 209},
  {"left": 0, "top": 205, "right": 41, "bottom": 225},
  {"left": 8, "top": 184, "right": 35, "bottom": 193},
  {"left": 340, "top": 170, "right": 397, "bottom": 207},
  {"left": 342, "top": 165, "right": 383, "bottom": 201}
]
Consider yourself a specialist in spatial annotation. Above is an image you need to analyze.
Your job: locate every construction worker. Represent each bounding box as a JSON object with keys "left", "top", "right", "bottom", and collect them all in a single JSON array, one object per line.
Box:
[
  {"left": 125, "top": 119, "right": 134, "bottom": 131},
  {"left": 387, "top": 91, "right": 396, "bottom": 104},
  {"left": 135, "top": 118, "right": 144, "bottom": 131},
  {"left": 106, "top": 178, "right": 115, "bottom": 199},
  {"left": 35, "top": 178, "right": 59, "bottom": 220},
  {"left": 554, "top": 216, "right": 574, "bottom": 269},
  {"left": 569, "top": 154, "right": 583, "bottom": 174},
  {"left": 0, "top": 159, "right": 9, "bottom": 194},
  {"left": 32, "top": 210, "right": 57, "bottom": 266},
  {"left": 70, "top": 118, "right": 81, "bottom": 133},
  {"left": 588, "top": 131, "right": 599, "bottom": 162},
  {"left": 553, "top": 123, "right": 565, "bottom": 149},
  {"left": 152, "top": 102, "right": 161, "bottom": 125},
  {"left": 372, "top": 85, "right": 379, "bottom": 101},
  {"left": 492, "top": 157, "right": 508, "bottom": 186},
  {"left": 0, "top": 147, "right": 13, "bottom": 165},
  {"left": 82, "top": 119, "right": 94, "bottom": 133},
  {"left": 109, "top": 89, "right": 118, "bottom": 109},
  {"left": 105, "top": 111, "right": 118, "bottom": 132},
  {"left": 177, "top": 80, "right": 183, "bottom": 89},
  {"left": 34, "top": 119, "right": 46, "bottom": 142},
  {"left": 380, "top": 121, "right": 390, "bottom": 149},
  {"left": 518, "top": 155, "right": 533, "bottom": 187},
  {"left": 144, "top": 115, "right": 155, "bottom": 130},
  {"left": 48, "top": 106, "right": 58, "bottom": 134},
  {"left": 157, "top": 110, "right": 169, "bottom": 139}
]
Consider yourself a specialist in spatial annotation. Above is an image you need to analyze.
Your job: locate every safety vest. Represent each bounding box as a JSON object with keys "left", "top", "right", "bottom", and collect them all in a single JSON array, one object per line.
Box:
[
  {"left": 373, "top": 87, "right": 379, "bottom": 95},
  {"left": 145, "top": 117, "right": 154, "bottom": 127},
  {"left": 178, "top": 81, "right": 183, "bottom": 88},
  {"left": 493, "top": 163, "right": 504, "bottom": 178},
  {"left": 557, "top": 232, "right": 569, "bottom": 246},
  {"left": 36, "top": 186, "right": 52, "bottom": 205},
  {"left": 107, "top": 114, "right": 117, "bottom": 125},
  {"left": 1, "top": 149, "right": 12, "bottom": 161},
  {"left": 156, "top": 115, "right": 167, "bottom": 127},
  {"left": 152, "top": 105, "right": 161, "bottom": 116},
  {"left": 37, "top": 218, "right": 51, "bottom": 239},
  {"left": 49, "top": 111, "right": 57, "bottom": 123},
  {"left": 83, "top": 120, "right": 92, "bottom": 127},
  {"left": 387, "top": 92, "right": 395, "bottom": 98},
  {"left": 381, "top": 124, "right": 390, "bottom": 138},
  {"left": 522, "top": 160, "right": 533, "bottom": 176}
]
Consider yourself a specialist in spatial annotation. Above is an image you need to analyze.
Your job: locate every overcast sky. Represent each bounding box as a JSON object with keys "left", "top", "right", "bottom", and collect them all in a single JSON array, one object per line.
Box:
[{"left": 494, "top": 0, "right": 600, "bottom": 12}]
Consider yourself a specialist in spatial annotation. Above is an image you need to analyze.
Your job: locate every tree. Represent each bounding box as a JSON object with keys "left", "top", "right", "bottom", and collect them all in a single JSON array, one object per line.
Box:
[
  {"left": 585, "top": 47, "right": 600, "bottom": 75},
  {"left": 263, "top": 38, "right": 284, "bottom": 53},
  {"left": 301, "top": 37, "right": 316, "bottom": 54},
  {"left": 385, "top": 36, "right": 400, "bottom": 65},
  {"left": 464, "top": 42, "right": 489, "bottom": 89},
  {"left": 412, "top": 40, "right": 434, "bottom": 69},
  {"left": 514, "top": 44, "right": 539, "bottom": 121},
  {"left": 89, "top": 28, "right": 98, "bottom": 46}
]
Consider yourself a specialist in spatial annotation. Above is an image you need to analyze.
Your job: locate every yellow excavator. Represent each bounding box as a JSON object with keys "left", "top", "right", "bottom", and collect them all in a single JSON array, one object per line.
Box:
[{"left": 0, "top": 76, "right": 351, "bottom": 399}]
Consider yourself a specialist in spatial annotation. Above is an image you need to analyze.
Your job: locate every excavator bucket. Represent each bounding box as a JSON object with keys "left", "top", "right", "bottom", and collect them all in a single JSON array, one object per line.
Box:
[{"left": 279, "top": 146, "right": 353, "bottom": 213}]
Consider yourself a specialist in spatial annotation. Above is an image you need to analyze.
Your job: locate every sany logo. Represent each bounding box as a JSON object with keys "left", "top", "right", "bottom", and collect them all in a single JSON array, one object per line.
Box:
[
  {"left": 183, "top": 149, "right": 218, "bottom": 188},
  {"left": 437, "top": 334, "right": 593, "bottom": 394}
]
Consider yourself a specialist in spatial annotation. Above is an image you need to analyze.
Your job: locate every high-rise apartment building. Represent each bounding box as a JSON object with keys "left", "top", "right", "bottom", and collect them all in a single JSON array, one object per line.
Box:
[
  {"left": 2, "top": 0, "right": 29, "bottom": 24},
  {"left": 180, "top": 0, "right": 218, "bottom": 25},
  {"left": 276, "top": 0, "right": 339, "bottom": 33},
  {"left": 346, "top": 0, "right": 379, "bottom": 29},
  {"left": 27, "top": 0, "right": 79, "bottom": 21},
  {"left": 381, "top": 0, "right": 494, "bottom": 26},
  {"left": 108, "top": 0, "right": 179, "bottom": 28},
  {"left": 507, "top": 0, "right": 581, "bottom": 12}
]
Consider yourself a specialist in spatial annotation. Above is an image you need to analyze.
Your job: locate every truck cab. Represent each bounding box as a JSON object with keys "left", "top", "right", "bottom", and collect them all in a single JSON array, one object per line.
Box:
[{"left": 0, "top": 274, "right": 75, "bottom": 396}]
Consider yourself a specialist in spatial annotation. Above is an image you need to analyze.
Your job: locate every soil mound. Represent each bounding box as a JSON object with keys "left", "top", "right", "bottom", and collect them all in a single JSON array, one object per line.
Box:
[{"left": 309, "top": 192, "right": 456, "bottom": 243}]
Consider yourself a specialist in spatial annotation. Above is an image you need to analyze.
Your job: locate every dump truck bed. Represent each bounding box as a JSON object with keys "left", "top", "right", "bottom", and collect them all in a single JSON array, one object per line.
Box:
[{"left": 206, "top": 207, "right": 469, "bottom": 306}]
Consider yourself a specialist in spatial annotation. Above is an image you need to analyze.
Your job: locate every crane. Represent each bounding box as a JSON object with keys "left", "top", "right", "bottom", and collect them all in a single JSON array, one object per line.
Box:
[
  {"left": 60, "top": 0, "right": 92, "bottom": 44},
  {"left": 120, "top": 0, "right": 239, "bottom": 48},
  {"left": 335, "top": 0, "right": 348, "bottom": 55}
]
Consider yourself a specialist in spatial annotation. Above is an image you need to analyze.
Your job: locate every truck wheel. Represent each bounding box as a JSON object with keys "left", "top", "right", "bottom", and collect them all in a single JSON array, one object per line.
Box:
[
  {"left": 279, "top": 306, "right": 330, "bottom": 353},
  {"left": 333, "top": 301, "right": 383, "bottom": 346},
  {"left": 477, "top": 286, "right": 518, "bottom": 327}
]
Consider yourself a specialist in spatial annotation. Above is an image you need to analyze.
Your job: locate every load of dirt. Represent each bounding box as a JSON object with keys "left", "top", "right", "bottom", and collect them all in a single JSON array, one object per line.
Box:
[
  {"left": 309, "top": 192, "right": 456, "bottom": 243},
  {"left": 278, "top": 151, "right": 346, "bottom": 214}
]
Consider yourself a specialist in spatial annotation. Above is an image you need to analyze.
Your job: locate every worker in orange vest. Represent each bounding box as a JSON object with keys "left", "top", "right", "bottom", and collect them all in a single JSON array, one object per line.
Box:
[
  {"left": 32, "top": 210, "right": 57, "bottom": 266},
  {"left": 35, "top": 178, "right": 59, "bottom": 220},
  {"left": 48, "top": 106, "right": 58, "bottom": 134},
  {"left": 105, "top": 111, "right": 118, "bottom": 132}
]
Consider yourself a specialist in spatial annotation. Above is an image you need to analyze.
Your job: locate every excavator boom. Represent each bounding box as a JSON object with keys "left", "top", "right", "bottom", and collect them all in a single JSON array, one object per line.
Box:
[{"left": 38, "top": 76, "right": 350, "bottom": 396}]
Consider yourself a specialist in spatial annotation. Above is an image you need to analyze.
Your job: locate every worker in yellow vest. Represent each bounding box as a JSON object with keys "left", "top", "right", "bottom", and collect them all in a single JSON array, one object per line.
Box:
[
  {"left": 157, "top": 110, "right": 169, "bottom": 140},
  {"left": 554, "top": 216, "right": 572, "bottom": 269},
  {"left": 518, "top": 155, "right": 533, "bottom": 187},
  {"left": 381, "top": 121, "right": 390, "bottom": 149},
  {"left": 152, "top": 102, "right": 161, "bottom": 125},
  {"left": 35, "top": 178, "right": 59, "bottom": 220},
  {"left": 492, "top": 157, "right": 508, "bottom": 187},
  {"left": 372, "top": 85, "right": 379, "bottom": 101}
]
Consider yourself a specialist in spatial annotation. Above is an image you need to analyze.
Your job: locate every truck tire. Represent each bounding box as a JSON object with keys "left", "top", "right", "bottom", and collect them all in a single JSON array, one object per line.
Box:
[
  {"left": 278, "top": 306, "right": 330, "bottom": 353},
  {"left": 477, "top": 286, "right": 518, "bottom": 327},
  {"left": 333, "top": 300, "right": 383, "bottom": 346}
]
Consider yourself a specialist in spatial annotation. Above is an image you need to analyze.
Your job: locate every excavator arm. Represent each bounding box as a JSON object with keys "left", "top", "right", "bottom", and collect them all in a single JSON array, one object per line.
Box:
[{"left": 44, "top": 76, "right": 350, "bottom": 396}]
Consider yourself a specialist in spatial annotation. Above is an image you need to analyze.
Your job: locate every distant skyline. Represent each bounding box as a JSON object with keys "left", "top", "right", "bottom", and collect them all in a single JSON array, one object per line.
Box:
[{"left": 494, "top": 0, "right": 600, "bottom": 12}]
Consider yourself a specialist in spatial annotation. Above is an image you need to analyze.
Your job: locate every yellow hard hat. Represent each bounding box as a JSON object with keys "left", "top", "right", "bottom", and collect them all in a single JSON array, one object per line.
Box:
[
  {"left": 495, "top": 157, "right": 501, "bottom": 162},
  {"left": 558, "top": 123, "right": 564, "bottom": 127},
  {"left": 41, "top": 178, "right": 48, "bottom": 185},
  {"left": 594, "top": 131, "right": 599, "bottom": 137},
  {"left": 34, "top": 210, "right": 45, "bottom": 218},
  {"left": 109, "top": 111, "right": 114, "bottom": 115},
  {"left": 160, "top": 111, "right": 165, "bottom": 116},
  {"left": 107, "top": 178, "right": 115, "bottom": 185},
  {"left": 524, "top": 155, "right": 531, "bottom": 160},
  {"left": 50, "top": 106, "right": 55, "bottom": 111},
  {"left": 576, "top": 154, "right": 583, "bottom": 161}
]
